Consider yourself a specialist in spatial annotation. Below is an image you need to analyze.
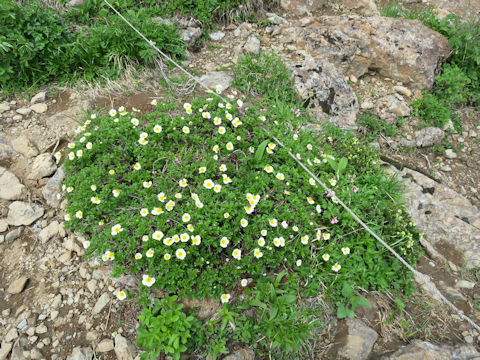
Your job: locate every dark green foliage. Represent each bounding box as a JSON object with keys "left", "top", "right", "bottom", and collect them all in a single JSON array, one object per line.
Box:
[
  {"left": 357, "top": 111, "right": 398, "bottom": 143},
  {"left": 0, "top": 0, "right": 185, "bottom": 94}
]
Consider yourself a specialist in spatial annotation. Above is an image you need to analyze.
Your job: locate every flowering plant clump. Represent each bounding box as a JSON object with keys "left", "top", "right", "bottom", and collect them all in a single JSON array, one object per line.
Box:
[{"left": 63, "top": 91, "right": 421, "bottom": 301}]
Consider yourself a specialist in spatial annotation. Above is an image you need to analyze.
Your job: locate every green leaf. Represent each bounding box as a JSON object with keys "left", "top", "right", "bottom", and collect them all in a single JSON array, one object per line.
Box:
[
  {"left": 351, "top": 296, "right": 371, "bottom": 311},
  {"left": 336, "top": 304, "right": 348, "bottom": 319},
  {"left": 341, "top": 282, "right": 354, "bottom": 299},
  {"left": 254, "top": 140, "right": 269, "bottom": 164}
]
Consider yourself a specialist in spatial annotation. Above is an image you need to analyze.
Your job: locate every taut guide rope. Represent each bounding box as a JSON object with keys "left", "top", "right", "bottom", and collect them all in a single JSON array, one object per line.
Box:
[{"left": 103, "top": 0, "right": 480, "bottom": 332}]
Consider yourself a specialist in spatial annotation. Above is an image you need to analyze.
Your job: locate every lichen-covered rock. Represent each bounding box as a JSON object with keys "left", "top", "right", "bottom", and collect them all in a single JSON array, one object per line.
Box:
[
  {"left": 377, "top": 340, "right": 480, "bottom": 360},
  {"left": 292, "top": 56, "right": 359, "bottom": 129},
  {"left": 28, "top": 153, "right": 57, "bottom": 180},
  {"left": 7, "top": 201, "right": 44, "bottom": 226},
  {"left": 335, "top": 319, "right": 378, "bottom": 360},
  {"left": 0, "top": 167, "right": 27, "bottom": 201},
  {"left": 280, "top": 0, "right": 323, "bottom": 15}
]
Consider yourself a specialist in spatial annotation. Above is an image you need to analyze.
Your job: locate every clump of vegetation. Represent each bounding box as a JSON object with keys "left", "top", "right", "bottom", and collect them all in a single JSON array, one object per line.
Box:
[
  {"left": 0, "top": 0, "right": 185, "bottom": 94},
  {"left": 357, "top": 111, "right": 398, "bottom": 142},
  {"left": 63, "top": 50, "right": 421, "bottom": 356},
  {"left": 380, "top": 3, "right": 480, "bottom": 131}
]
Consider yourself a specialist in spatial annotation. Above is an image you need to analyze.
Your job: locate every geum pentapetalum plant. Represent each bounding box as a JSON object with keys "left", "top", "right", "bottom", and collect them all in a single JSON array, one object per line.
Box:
[{"left": 62, "top": 88, "right": 421, "bottom": 305}]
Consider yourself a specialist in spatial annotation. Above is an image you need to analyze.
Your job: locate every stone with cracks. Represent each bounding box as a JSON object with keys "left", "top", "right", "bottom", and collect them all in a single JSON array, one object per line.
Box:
[
  {"left": 42, "top": 165, "right": 65, "bottom": 207},
  {"left": 30, "top": 91, "right": 46, "bottom": 105},
  {"left": 0, "top": 343, "right": 13, "bottom": 360},
  {"left": 114, "top": 334, "right": 136, "bottom": 360},
  {"left": 12, "top": 135, "right": 39, "bottom": 158},
  {"left": 391, "top": 167, "right": 480, "bottom": 269},
  {"left": 281, "top": 16, "right": 450, "bottom": 89},
  {"left": 30, "top": 103, "right": 47, "bottom": 114},
  {"left": 342, "top": 0, "right": 379, "bottom": 16},
  {"left": 66, "top": 347, "right": 93, "bottom": 360},
  {"left": 38, "top": 221, "right": 60, "bottom": 244},
  {"left": 292, "top": 56, "right": 359, "bottom": 129},
  {"left": 28, "top": 153, "right": 57, "bottom": 180},
  {"left": 92, "top": 293, "right": 110, "bottom": 315},
  {"left": 7, "top": 201, "right": 44, "bottom": 226},
  {"left": 96, "top": 339, "right": 114, "bottom": 353},
  {"left": 243, "top": 35, "right": 260, "bottom": 54},
  {"left": 377, "top": 340, "right": 479, "bottom": 359},
  {"left": 0, "top": 167, "right": 27, "bottom": 201},
  {"left": 280, "top": 0, "right": 323, "bottom": 15},
  {"left": 199, "top": 71, "right": 234, "bottom": 92},
  {"left": 335, "top": 318, "right": 378, "bottom": 360}
]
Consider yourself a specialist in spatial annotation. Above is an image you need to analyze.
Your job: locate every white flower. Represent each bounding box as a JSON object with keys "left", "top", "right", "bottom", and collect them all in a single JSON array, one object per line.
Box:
[
  {"left": 220, "top": 293, "right": 231, "bottom": 304},
  {"left": 68, "top": 152, "right": 75, "bottom": 160},
  {"left": 213, "top": 145, "right": 220, "bottom": 153},
  {"left": 224, "top": 213, "right": 230, "bottom": 219},
  {"left": 142, "top": 235, "right": 149, "bottom": 242},
  {"left": 301, "top": 235, "right": 309, "bottom": 245},
  {"left": 180, "top": 233, "right": 190, "bottom": 242},
  {"left": 164, "top": 253, "right": 171, "bottom": 260},
  {"left": 203, "top": 179, "right": 214, "bottom": 189},
  {"left": 232, "top": 118, "right": 242, "bottom": 128},
  {"left": 254, "top": 248, "right": 263, "bottom": 259},
  {"left": 276, "top": 173, "right": 285, "bottom": 181},
  {"left": 157, "top": 192, "right": 166, "bottom": 202},
  {"left": 75, "top": 210, "right": 83, "bottom": 219},
  {"left": 146, "top": 248, "right": 154, "bottom": 258},
  {"left": 83, "top": 241, "right": 90, "bottom": 249},
  {"left": 109, "top": 109, "right": 117, "bottom": 117},
  {"left": 199, "top": 167, "right": 206, "bottom": 173},
  {"left": 202, "top": 112, "right": 211, "bottom": 119},
  {"left": 237, "top": 99, "right": 243, "bottom": 107},
  {"left": 264, "top": 165, "right": 274, "bottom": 173},
  {"left": 240, "top": 218, "right": 248, "bottom": 228},
  {"left": 322, "top": 254, "right": 330, "bottom": 261},
  {"left": 64, "top": 214, "right": 71, "bottom": 222},
  {"left": 154, "top": 125, "right": 162, "bottom": 133},
  {"left": 258, "top": 237, "right": 265, "bottom": 247},
  {"left": 213, "top": 184, "right": 222, "bottom": 193},
  {"left": 91, "top": 196, "right": 101, "bottom": 204},
  {"left": 307, "top": 197, "right": 315, "bottom": 205},
  {"left": 218, "top": 126, "right": 226, "bottom": 135},
  {"left": 112, "top": 189, "right": 120, "bottom": 197},
  {"left": 131, "top": 118, "right": 139, "bottom": 126},
  {"left": 138, "top": 138, "right": 148, "bottom": 145},
  {"left": 307, "top": 144, "right": 313, "bottom": 150},
  {"left": 143, "top": 181, "right": 152, "bottom": 188},
  {"left": 296, "top": 259, "right": 302, "bottom": 267},
  {"left": 163, "top": 238, "right": 173, "bottom": 246},
  {"left": 214, "top": 117, "right": 222, "bottom": 125},
  {"left": 329, "top": 178, "right": 337, "bottom": 186},
  {"left": 152, "top": 231, "right": 164, "bottom": 241},
  {"left": 116, "top": 290, "right": 127, "bottom": 300},
  {"left": 152, "top": 207, "right": 164, "bottom": 215},
  {"left": 140, "top": 208, "right": 149, "bottom": 217},
  {"left": 261, "top": 229, "right": 267, "bottom": 236},
  {"left": 179, "top": 178, "right": 188, "bottom": 188},
  {"left": 309, "top": 178, "right": 316, "bottom": 186},
  {"left": 226, "top": 142, "right": 234, "bottom": 151},
  {"left": 220, "top": 237, "right": 229, "bottom": 248},
  {"left": 232, "top": 249, "right": 242, "bottom": 260},
  {"left": 269, "top": 218, "right": 278, "bottom": 227},
  {"left": 134, "top": 162, "right": 141, "bottom": 170},
  {"left": 86, "top": 142, "right": 92, "bottom": 150},
  {"left": 192, "top": 235, "right": 201, "bottom": 245},
  {"left": 281, "top": 221, "right": 288, "bottom": 229},
  {"left": 54, "top": 152, "right": 62, "bottom": 162},
  {"left": 222, "top": 175, "right": 232, "bottom": 184},
  {"left": 323, "top": 233, "right": 331, "bottom": 240},
  {"left": 140, "top": 132, "right": 148, "bottom": 138},
  {"left": 176, "top": 248, "right": 186, "bottom": 260},
  {"left": 142, "top": 275, "right": 156, "bottom": 287},
  {"left": 135, "top": 253, "right": 142, "bottom": 260},
  {"left": 332, "top": 263, "right": 341, "bottom": 272},
  {"left": 111, "top": 224, "right": 123, "bottom": 236},
  {"left": 151, "top": 99, "right": 158, "bottom": 105},
  {"left": 342, "top": 247, "right": 350, "bottom": 255},
  {"left": 183, "top": 102, "right": 191, "bottom": 110},
  {"left": 316, "top": 205, "right": 322, "bottom": 213},
  {"left": 182, "top": 126, "right": 190, "bottom": 134},
  {"left": 241, "top": 279, "right": 248, "bottom": 287},
  {"left": 182, "top": 213, "right": 191, "bottom": 223}
]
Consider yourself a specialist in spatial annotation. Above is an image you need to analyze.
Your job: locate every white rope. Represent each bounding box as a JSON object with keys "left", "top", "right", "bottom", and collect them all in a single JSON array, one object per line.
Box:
[{"left": 103, "top": 0, "right": 480, "bottom": 332}]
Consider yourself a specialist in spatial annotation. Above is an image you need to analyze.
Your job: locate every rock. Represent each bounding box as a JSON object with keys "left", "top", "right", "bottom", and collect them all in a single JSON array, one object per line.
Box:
[
  {"left": 38, "top": 221, "right": 59, "bottom": 244},
  {"left": 233, "top": 23, "right": 253, "bottom": 38},
  {"left": 223, "top": 349, "right": 255, "bottom": 360},
  {"left": 7, "top": 201, "right": 44, "bottom": 226},
  {"left": 0, "top": 219, "right": 8, "bottom": 232},
  {"left": 0, "top": 103, "right": 10, "bottom": 113},
  {"left": 9, "top": 343, "right": 25, "bottom": 360},
  {"left": 361, "top": 101, "right": 374, "bottom": 110},
  {"left": 181, "top": 27, "right": 202, "bottom": 48},
  {"left": 67, "top": 347, "right": 93, "bottom": 360},
  {"left": 16, "top": 108, "right": 31, "bottom": 116},
  {"left": 288, "top": 16, "right": 450, "bottom": 89},
  {"left": 12, "top": 115, "right": 22, "bottom": 121},
  {"left": 377, "top": 340, "right": 479, "bottom": 359},
  {"left": 66, "top": 0, "right": 85, "bottom": 6},
  {"left": 28, "top": 153, "right": 57, "bottom": 180},
  {"left": 381, "top": 95, "right": 410, "bottom": 117},
  {"left": 445, "top": 149, "right": 457, "bottom": 159},
  {"left": 0, "top": 136, "right": 15, "bottom": 161},
  {"left": 30, "top": 92, "right": 46, "bottom": 105},
  {"left": 0, "top": 167, "right": 27, "bottom": 201},
  {"left": 209, "top": 31, "right": 225, "bottom": 41},
  {"left": 96, "top": 339, "right": 114, "bottom": 353},
  {"left": 0, "top": 342, "right": 13, "bottom": 360},
  {"left": 336, "top": 319, "right": 378, "bottom": 360},
  {"left": 414, "top": 127, "right": 445, "bottom": 147},
  {"left": 292, "top": 56, "right": 359, "bottom": 129},
  {"left": 5, "top": 328, "right": 18, "bottom": 343},
  {"left": 63, "top": 237, "right": 84, "bottom": 255},
  {"left": 181, "top": 297, "right": 221, "bottom": 320},
  {"left": 45, "top": 100, "right": 91, "bottom": 138},
  {"left": 343, "top": 0, "right": 379, "bottom": 16},
  {"left": 391, "top": 167, "right": 480, "bottom": 269},
  {"left": 92, "top": 293, "right": 110, "bottom": 315},
  {"left": 114, "top": 334, "right": 135, "bottom": 360},
  {"left": 199, "top": 71, "right": 234, "bottom": 92},
  {"left": 42, "top": 165, "right": 64, "bottom": 207},
  {"left": 5, "top": 226, "right": 24, "bottom": 242},
  {"left": 393, "top": 86, "right": 412, "bottom": 97},
  {"left": 29, "top": 349, "right": 43, "bottom": 360},
  {"left": 243, "top": 35, "right": 260, "bottom": 54},
  {"left": 7, "top": 276, "right": 29, "bottom": 294},
  {"left": 12, "top": 135, "right": 39, "bottom": 158},
  {"left": 280, "top": 0, "right": 323, "bottom": 15},
  {"left": 429, "top": 0, "right": 480, "bottom": 20},
  {"left": 0, "top": 235, "right": 4, "bottom": 244},
  {"left": 30, "top": 103, "right": 47, "bottom": 114},
  {"left": 455, "top": 280, "right": 475, "bottom": 289},
  {"left": 266, "top": 12, "right": 289, "bottom": 25},
  {"left": 35, "top": 324, "right": 47, "bottom": 334}
]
